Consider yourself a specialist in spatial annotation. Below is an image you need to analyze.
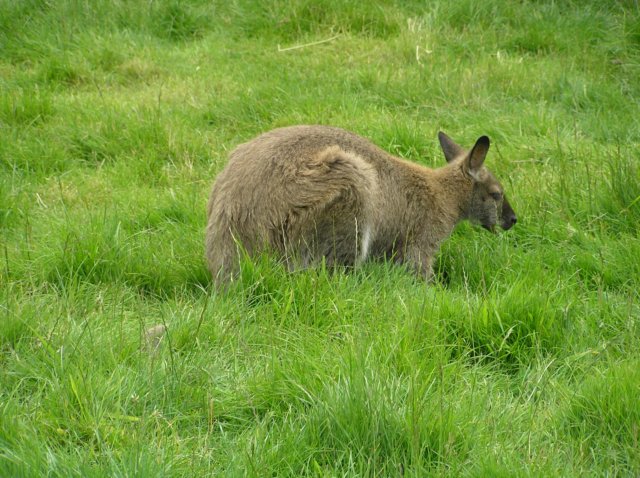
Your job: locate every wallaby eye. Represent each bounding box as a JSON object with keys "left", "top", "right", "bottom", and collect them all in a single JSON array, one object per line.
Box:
[{"left": 490, "top": 192, "right": 503, "bottom": 201}]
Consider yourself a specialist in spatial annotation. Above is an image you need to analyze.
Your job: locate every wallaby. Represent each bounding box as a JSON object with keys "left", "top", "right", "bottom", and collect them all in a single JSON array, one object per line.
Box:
[{"left": 205, "top": 125, "right": 517, "bottom": 284}]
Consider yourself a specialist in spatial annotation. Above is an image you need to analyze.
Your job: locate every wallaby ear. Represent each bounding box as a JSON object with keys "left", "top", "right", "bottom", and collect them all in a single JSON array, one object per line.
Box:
[
  {"left": 467, "top": 135, "right": 490, "bottom": 173},
  {"left": 438, "top": 131, "right": 465, "bottom": 163}
]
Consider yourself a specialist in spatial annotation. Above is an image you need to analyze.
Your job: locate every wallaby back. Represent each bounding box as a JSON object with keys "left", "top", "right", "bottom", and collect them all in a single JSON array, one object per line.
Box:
[{"left": 205, "top": 125, "right": 516, "bottom": 284}]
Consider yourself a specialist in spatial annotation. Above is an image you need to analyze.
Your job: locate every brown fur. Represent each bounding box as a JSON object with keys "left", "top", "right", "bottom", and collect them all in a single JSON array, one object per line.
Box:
[{"left": 206, "top": 125, "right": 516, "bottom": 284}]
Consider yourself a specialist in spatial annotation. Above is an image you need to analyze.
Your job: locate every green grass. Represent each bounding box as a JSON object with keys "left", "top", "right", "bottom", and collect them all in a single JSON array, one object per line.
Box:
[{"left": 1, "top": 0, "right": 639, "bottom": 475}]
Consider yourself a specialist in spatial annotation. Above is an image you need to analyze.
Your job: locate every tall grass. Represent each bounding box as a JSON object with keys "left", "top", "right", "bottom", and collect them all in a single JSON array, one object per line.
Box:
[{"left": 1, "top": 0, "right": 639, "bottom": 476}]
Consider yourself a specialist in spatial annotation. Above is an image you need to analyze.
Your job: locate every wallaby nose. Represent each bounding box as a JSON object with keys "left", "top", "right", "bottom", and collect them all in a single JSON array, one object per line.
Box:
[{"left": 503, "top": 214, "right": 517, "bottom": 230}]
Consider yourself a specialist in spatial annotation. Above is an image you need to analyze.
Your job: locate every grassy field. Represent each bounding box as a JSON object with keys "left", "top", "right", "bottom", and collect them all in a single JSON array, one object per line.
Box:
[{"left": 1, "top": 0, "right": 640, "bottom": 476}]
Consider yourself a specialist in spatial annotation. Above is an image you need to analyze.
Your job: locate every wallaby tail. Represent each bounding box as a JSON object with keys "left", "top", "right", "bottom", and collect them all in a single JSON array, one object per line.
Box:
[{"left": 205, "top": 223, "right": 243, "bottom": 286}]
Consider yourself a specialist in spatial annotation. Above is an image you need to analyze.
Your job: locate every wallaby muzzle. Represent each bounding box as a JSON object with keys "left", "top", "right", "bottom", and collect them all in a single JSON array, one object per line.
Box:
[{"left": 501, "top": 196, "right": 517, "bottom": 230}]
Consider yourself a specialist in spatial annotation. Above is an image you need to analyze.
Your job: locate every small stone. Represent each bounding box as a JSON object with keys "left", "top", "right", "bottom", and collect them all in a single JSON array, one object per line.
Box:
[{"left": 143, "top": 324, "right": 167, "bottom": 352}]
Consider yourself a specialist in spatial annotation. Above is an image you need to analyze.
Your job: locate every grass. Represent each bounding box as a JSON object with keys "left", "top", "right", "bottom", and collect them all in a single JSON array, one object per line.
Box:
[{"left": 1, "top": 0, "right": 639, "bottom": 475}]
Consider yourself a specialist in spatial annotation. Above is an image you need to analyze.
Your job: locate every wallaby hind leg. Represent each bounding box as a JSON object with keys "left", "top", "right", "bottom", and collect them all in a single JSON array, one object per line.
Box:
[
  {"left": 284, "top": 147, "right": 378, "bottom": 268},
  {"left": 307, "top": 201, "right": 369, "bottom": 268},
  {"left": 281, "top": 198, "right": 365, "bottom": 270}
]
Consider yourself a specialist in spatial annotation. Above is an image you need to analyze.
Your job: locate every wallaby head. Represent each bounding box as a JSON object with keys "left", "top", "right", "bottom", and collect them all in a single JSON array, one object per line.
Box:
[{"left": 438, "top": 132, "right": 517, "bottom": 232}]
